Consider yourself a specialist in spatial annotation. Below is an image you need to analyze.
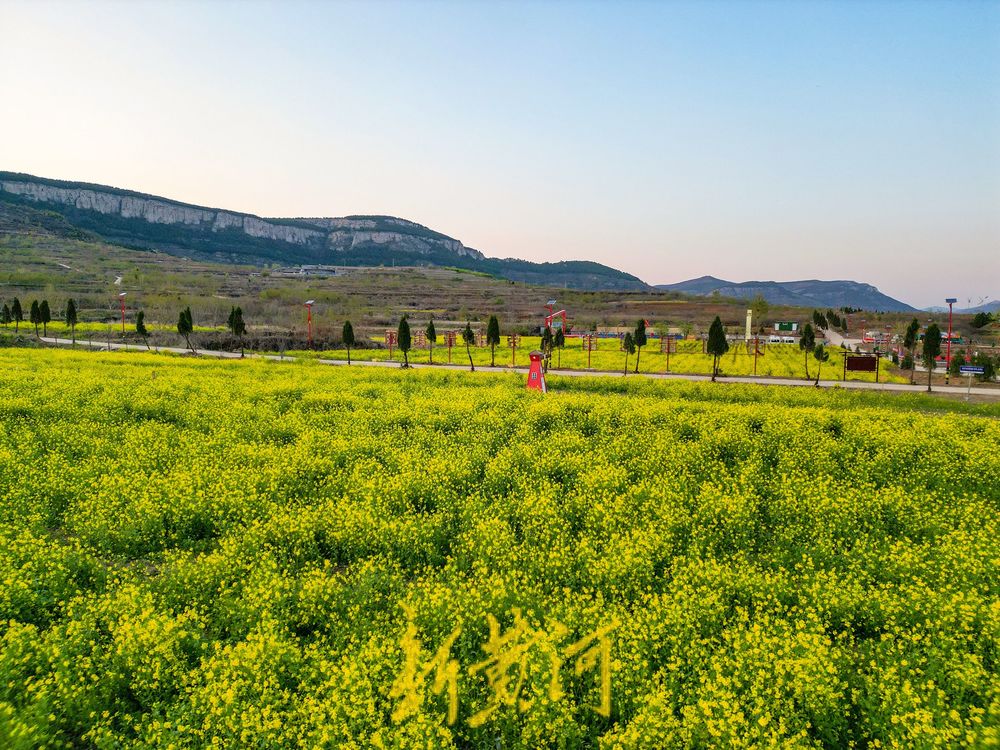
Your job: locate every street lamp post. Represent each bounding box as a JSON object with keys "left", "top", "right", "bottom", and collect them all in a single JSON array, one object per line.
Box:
[
  {"left": 118, "top": 292, "right": 127, "bottom": 334},
  {"left": 945, "top": 298, "right": 957, "bottom": 385},
  {"left": 304, "top": 300, "right": 315, "bottom": 349}
]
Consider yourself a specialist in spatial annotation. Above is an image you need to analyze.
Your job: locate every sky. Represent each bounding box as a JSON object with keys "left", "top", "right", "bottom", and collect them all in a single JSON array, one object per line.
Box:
[{"left": 1, "top": 0, "right": 997, "bottom": 308}]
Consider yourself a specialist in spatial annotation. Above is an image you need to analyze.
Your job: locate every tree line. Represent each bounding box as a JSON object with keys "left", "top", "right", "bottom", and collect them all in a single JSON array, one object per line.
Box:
[
  {"left": 1, "top": 297, "right": 67, "bottom": 340},
  {"left": 3, "top": 298, "right": 995, "bottom": 386}
]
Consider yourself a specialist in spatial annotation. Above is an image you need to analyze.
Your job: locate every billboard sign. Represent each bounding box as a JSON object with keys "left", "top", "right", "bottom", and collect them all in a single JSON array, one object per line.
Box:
[{"left": 845, "top": 355, "right": 878, "bottom": 373}]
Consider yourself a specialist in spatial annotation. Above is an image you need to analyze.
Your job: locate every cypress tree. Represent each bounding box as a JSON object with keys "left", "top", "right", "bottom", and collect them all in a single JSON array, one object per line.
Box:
[
  {"left": 633, "top": 319, "right": 647, "bottom": 373},
  {"left": 813, "top": 343, "right": 830, "bottom": 386},
  {"left": 554, "top": 327, "right": 565, "bottom": 369},
  {"left": 30, "top": 300, "right": 41, "bottom": 337},
  {"left": 177, "top": 307, "right": 194, "bottom": 351},
  {"left": 136, "top": 310, "right": 150, "bottom": 350},
  {"left": 398, "top": 315, "right": 412, "bottom": 368},
  {"left": 486, "top": 315, "right": 501, "bottom": 367},
  {"left": 903, "top": 318, "right": 920, "bottom": 384},
  {"left": 65, "top": 299, "right": 78, "bottom": 344},
  {"left": 622, "top": 332, "right": 635, "bottom": 375},
  {"left": 923, "top": 323, "right": 941, "bottom": 392},
  {"left": 426, "top": 318, "right": 437, "bottom": 364},
  {"left": 706, "top": 316, "right": 729, "bottom": 382},
  {"left": 228, "top": 306, "right": 246, "bottom": 356},
  {"left": 540, "top": 326, "right": 554, "bottom": 372},
  {"left": 462, "top": 321, "right": 476, "bottom": 371},
  {"left": 2, "top": 304, "right": 11, "bottom": 327},
  {"left": 799, "top": 323, "right": 816, "bottom": 380},
  {"left": 342, "top": 320, "right": 355, "bottom": 364},
  {"left": 40, "top": 300, "right": 51, "bottom": 337},
  {"left": 11, "top": 298, "right": 22, "bottom": 332}
]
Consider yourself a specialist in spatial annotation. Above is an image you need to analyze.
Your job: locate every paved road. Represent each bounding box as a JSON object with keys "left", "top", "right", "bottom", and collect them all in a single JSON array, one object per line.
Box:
[
  {"left": 38, "top": 336, "right": 1000, "bottom": 399},
  {"left": 822, "top": 327, "right": 862, "bottom": 350}
]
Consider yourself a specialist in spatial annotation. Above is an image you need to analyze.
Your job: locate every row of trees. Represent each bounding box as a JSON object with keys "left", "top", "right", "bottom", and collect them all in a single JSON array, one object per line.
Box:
[
  {"left": 0, "top": 298, "right": 53, "bottom": 337},
  {"left": 972, "top": 311, "right": 994, "bottom": 329},
  {"left": 704, "top": 316, "right": 831, "bottom": 384},
  {"left": 1, "top": 297, "right": 83, "bottom": 342},
  {"left": 795, "top": 323, "right": 830, "bottom": 384},
  {"left": 0, "top": 299, "right": 24, "bottom": 331},
  {"left": 224, "top": 308, "right": 997, "bottom": 388},
  {"left": 6, "top": 298, "right": 995, "bottom": 388},
  {"left": 896, "top": 318, "right": 954, "bottom": 391},
  {"left": 1, "top": 296, "right": 146, "bottom": 348},
  {"left": 391, "top": 315, "right": 482, "bottom": 370},
  {"left": 618, "top": 320, "right": 648, "bottom": 375},
  {"left": 360, "top": 311, "right": 960, "bottom": 388}
]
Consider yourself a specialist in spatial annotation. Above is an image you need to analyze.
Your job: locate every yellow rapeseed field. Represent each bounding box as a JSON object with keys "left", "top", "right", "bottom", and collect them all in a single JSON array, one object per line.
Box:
[
  {"left": 0, "top": 348, "right": 996, "bottom": 748},
  {"left": 308, "top": 337, "right": 907, "bottom": 384}
]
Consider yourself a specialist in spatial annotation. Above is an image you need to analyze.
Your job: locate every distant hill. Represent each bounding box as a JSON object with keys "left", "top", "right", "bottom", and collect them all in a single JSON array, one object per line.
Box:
[
  {"left": 925, "top": 301, "right": 998, "bottom": 313},
  {"left": 961, "top": 301, "right": 999, "bottom": 314},
  {"left": 0, "top": 172, "right": 650, "bottom": 291},
  {"left": 656, "top": 275, "right": 916, "bottom": 312}
]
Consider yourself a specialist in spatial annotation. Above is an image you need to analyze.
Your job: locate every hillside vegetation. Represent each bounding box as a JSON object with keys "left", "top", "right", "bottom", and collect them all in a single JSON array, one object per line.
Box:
[
  {"left": 4, "top": 233, "right": 974, "bottom": 350},
  {"left": 0, "top": 173, "right": 648, "bottom": 291}
]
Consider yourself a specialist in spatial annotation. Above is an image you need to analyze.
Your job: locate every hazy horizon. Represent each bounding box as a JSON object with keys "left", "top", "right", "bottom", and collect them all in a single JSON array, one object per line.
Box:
[{"left": 2, "top": 0, "right": 997, "bottom": 308}]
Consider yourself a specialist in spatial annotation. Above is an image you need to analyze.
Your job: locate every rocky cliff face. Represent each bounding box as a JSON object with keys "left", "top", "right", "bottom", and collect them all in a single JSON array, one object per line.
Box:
[
  {"left": 0, "top": 172, "right": 649, "bottom": 290},
  {"left": 301, "top": 216, "right": 483, "bottom": 259},
  {"left": 326, "top": 229, "right": 482, "bottom": 258},
  {"left": 0, "top": 177, "right": 484, "bottom": 260},
  {"left": 0, "top": 179, "right": 326, "bottom": 245}
]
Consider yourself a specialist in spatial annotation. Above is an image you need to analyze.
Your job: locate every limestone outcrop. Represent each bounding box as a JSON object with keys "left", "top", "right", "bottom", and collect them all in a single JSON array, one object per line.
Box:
[
  {"left": 0, "top": 177, "right": 483, "bottom": 260},
  {"left": 0, "top": 172, "right": 649, "bottom": 290}
]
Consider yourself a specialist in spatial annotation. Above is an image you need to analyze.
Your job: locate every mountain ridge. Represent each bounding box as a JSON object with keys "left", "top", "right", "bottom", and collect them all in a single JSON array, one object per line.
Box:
[
  {"left": 0, "top": 171, "right": 649, "bottom": 291},
  {"left": 925, "top": 301, "right": 999, "bottom": 314},
  {"left": 656, "top": 275, "right": 917, "bottom": 312}
]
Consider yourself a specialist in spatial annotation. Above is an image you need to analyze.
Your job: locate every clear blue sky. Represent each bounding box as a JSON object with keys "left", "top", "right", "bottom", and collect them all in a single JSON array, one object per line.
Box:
[{"left": 2, "top": 0, "right": 997, "bottom": 308}]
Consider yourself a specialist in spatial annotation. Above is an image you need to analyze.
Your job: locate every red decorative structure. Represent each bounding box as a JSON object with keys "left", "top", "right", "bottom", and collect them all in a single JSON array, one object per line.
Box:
[
  {"left": 544, "top": 300, "right": 568, "bottom": 332},
  {"left": 526, "top": 350, "right": 547, "bottom": 393}
]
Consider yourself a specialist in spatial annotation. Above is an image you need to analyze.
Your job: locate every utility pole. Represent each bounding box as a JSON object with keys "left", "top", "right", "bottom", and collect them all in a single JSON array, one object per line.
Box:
[{"left": 304, "top": 300, "right": 315, "bottom": 349}]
